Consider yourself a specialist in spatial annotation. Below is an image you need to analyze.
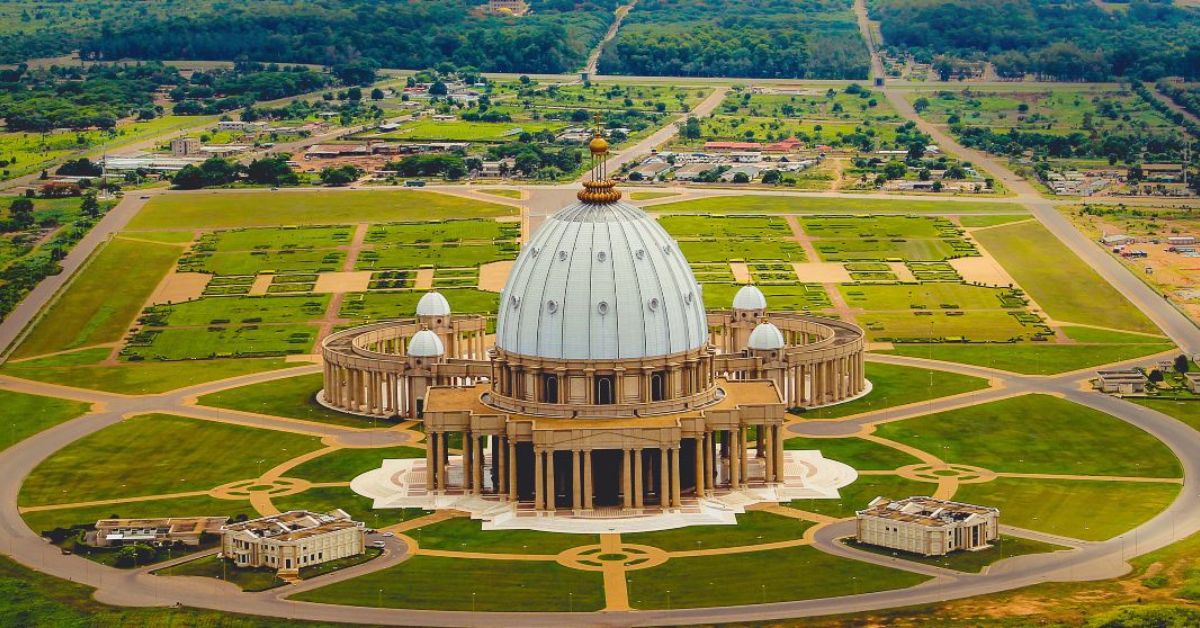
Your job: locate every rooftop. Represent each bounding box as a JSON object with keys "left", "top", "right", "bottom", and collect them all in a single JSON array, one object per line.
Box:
[{"left": 859, "top": 496, "right": 998, "bottom": 527}]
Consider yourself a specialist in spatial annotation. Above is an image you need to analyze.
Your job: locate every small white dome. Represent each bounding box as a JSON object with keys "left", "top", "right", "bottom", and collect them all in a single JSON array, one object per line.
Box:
[
  {"left": 733, "top": 285, "right": 767, "bottom": 310},
  {"left": 748, "top": 322, "right": 786, "bottom": 350},
  {"left": 416, "top": 291, "right": 451, "bottom": 317},
  {"left": 407, "top": 330, "right": 445, "bottom": 357}
]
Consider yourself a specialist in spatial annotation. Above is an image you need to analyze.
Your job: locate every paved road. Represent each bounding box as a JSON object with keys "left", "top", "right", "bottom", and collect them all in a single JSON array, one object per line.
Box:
[{"left": 584, "top": 1, "right": 638, "bottom": 76}]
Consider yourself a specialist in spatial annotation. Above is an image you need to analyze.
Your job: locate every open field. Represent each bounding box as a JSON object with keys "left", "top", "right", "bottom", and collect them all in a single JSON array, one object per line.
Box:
[
  {"left": 785, "top": 436, "right": 921, "bottom": 471},
  {"left": 0, "top": 355, "right": 294, "bottom": 395},
  {"left": 858, "top": 310, "right": 1033, "bottom": 342},
  {"left": 196, "top": 373, "right": 371, "bottom": 428},
  {"left": 882, "top": 339, "right": 1174, "bottom": 376},
  {"left": 357, "top": 243, "right": 516, "bottom": 270},
  {"left": 973, "top": 220, "right": 1159, "bottom": 334},
  {"left": 13, "top": 237, "right": 182, "bottom": 359},
  {"left": 794, "top": 361, "right": 990, "bottom": 420},
  {"left": 0, "top": 390, "right": 90, "bottom": 452},
  {"left": 19, "top": 413, "right": 320, "bottom": 505},
  {"left": 293, "top": 556, "right": 604, "bottom": 611},
  {"left": 678, "top": 239, "right": 806, "bottom": 262},
  {"left": 626, "top": 546, "right": 928, "bottom": 609},
  {"left": 651, "top": 196, "right": 1028, "bottom": 215},
  {"left": 839, "top": 283, "right": 1018, "bottom": 311},
  {"left": 127, "top": 191, "right": 515, "bottom": 231},
  {"left": 286, "top": 446, "right": 423, "bottom": 484},
  {"left": 874, "top": 395, "right": 1181, "bottom": 477},
  {"left": 953, "top": 479, "right": 1180, "bottom": 541},
  {"left": 149, "top": 295, "right": 329, "bottom": 327},
  {"left": 122, "top": 324, "right": 319, "bottom": 361},
  {"left": 411, "top": 517, "right": 595, "bottom": 555},
  {"left": 659, "top": 215, "right": 791, "bottom": 239},
  {"left": 1132, "top": 399, "right": 1200, "bottom": 433},
  {"left": 909, "top": 87, "right": 1176, "bottom": 131},
  {"left": 719, "top": 87, "right": 902, "bottom": 122},
  {"left": 341, "top": 288, "right": 499, "bottom": 321},
  {"left": 624, "top": 511, "right": 812, "bottom": 552}
]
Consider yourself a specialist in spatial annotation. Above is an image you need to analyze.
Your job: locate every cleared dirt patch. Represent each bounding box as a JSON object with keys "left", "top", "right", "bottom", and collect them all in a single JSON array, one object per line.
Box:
[
  {"left": 792, "top": 262, "right": 852, "bottom": 283},
  {"left": 313, "top": 271, "right": 372, "bottom": 294},
  {"left": 150, "top": 272, "right": 211, "bottom": 305},
  {"left": 478, "top": 260, "right": 513, "bottom": 293},
  {"left": 950, "top": 254, "right": 1016, "bottom": 287}
]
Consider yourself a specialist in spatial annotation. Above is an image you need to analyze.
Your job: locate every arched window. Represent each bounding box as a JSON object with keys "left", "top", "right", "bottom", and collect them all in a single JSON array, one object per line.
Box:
[
  {"left": 543, "top": 374, "right": 559, "bottom": 403},
  {"left": 651, "top": 372, "right": 666, "bottom": 401},
  {"left": 595, "top": 375, "right": 614, "bottom": 405}
]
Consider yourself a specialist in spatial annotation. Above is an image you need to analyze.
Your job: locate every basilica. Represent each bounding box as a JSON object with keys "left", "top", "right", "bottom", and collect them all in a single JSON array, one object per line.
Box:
[{"left": 323, "top": 131, "right": 867, "bottom": 529}]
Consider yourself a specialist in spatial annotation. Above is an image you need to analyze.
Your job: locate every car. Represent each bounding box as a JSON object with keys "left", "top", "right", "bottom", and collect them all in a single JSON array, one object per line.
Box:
[
  {"left": 382, "top": 532, "right": 395, "bottom": 537},
  {"left": 140, "top": 195, "right": 151, "bottom": 199},
  {"left": 370, "top": 540, "right": 386, "bottom": 549}
]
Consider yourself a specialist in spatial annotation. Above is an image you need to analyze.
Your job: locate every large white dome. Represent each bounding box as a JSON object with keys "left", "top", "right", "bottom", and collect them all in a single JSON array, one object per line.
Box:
[{"left": 496, "top": 200, "right": 708, "bottom": 360}]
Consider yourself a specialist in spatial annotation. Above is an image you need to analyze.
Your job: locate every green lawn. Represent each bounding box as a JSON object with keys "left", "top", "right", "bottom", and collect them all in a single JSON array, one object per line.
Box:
[
  {"left": 410, "top": 517, "right": 594, "bottom": 555},
  {"left": 13, "top": 237, "right": 183, "bottom": 359},
  {"left": 357, "top": 243, "right": 515, "bottom": 270},
  {"left": 859, "top": 310, "right": 1032, "bottom": 342},
  {"left": 652, "top": 196, "right": 1027, "bottom": 215},
  {"left": 128, "top": 191, "right": 515, "bottom": 231},
  {"left": 958, "top": 215, "right": 1034, "bottom": 228},
  {"left": 272, "top": 486, "right": 428, "bottom": 530},
  {"left": 797, "top": 361, "right": 990, "bottom": 419},
  {"left": 625, "top": 511, "right": 812, "bottom": 552},
  {"left": 953, "top": 478, "right": 1180, "bottom": 541},
  {"left": 0, "top": 357, "right": 295, "bottom": 395},
  {"left": 844, "top": 534, "right": 1068, "bottom": 573},
  {"left": 626, "top": 546, "right": 929, "bottom": 609},
  {"left": 839, "top": 283, "right": 1016, "bottom": 311},
  {"left": 678, "top": 239, "right": 806, "bottom": 262},
  {"left": 157, "top": 555, "right": 283, "bottom": 592},
  {"left": 787, "top": 475, "right": 937, "bottom": 519},
  {"left": 196, "top": 372, "right": 373, "bottom": 428},
  {"left": 341, "top": 288, "right": 499, "bottom": 321},
  {"left": 880, "top": 342, "right": 1174, "bottom": 375},
  {"left": 20, "top": 413, "right": 322, "bottom": 506},
  {"left": 195, "top": 249, "right": 346, "bottom": 275},
  {"left": 659, "top": 215, "right": 792, "bottom": 239},
  {"left": 123, "top": 324, "right": 319, "bottom": 361},
  {"left": 293, "top": 555, "right": 604, "bottom": 611},
  {"left": 0, "top": 390, "right": 91, "bottom": 452},
  {"left": 22, "top": 494, "right": 261, "bottom": 535},
  {"left": 785, "top": 436, "right": 920, "bottom": 470},
  {"left": 701, "top": 283, "right": 831, "bottom": 311},
  {"left": 874, "top": 394, "right": 1181, "bottom": 477},
  {"left": 299, "top": 548, "right": 382, "bottom": 579},
  {"left": 286, "top": 446, "right": 423, "bottom": 484},
  {"left": 151, "top": 295, "right": 330, "bottom": 327},
  {"left": 973, "top": 221, "right": 1159, "bottom": 334}
]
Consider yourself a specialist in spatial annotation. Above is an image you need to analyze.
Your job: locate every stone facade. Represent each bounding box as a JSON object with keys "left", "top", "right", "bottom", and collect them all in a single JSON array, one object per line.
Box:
[
  {"left": 221, "top": 510, "right": 364, "bottom": 576},
  {"left": 856, "top": 496, "right": 999, "bottom": 556}
]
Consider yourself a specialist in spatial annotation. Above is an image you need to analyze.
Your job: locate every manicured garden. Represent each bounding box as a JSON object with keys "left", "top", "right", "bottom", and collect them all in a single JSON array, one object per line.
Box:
[
  {"left": 795, "top": 361, "right": 990, "bottom": 420},
  {"left": 881, "top": 341, "right": 1174, "bottom": 376},
  {"left": 19, "top": 413, "right": 322, "bottom": 505},
  {"left": 410, "top": 517, "right": 594, "bottom": 555},
  {"left": 624, "top": 510, "right": 812, "bottom": 552},
  {"left": 196, "top": 372, "right": 371, "bottom": 428},
  {"left": 784, "top": 436, "right": 920, "bottom": 471},
  {"left": 286, "top": 446, "right": 424, "bottom": 484},
  {"left": 873, "top": 394, "right": 1181, "bottom": 477}
]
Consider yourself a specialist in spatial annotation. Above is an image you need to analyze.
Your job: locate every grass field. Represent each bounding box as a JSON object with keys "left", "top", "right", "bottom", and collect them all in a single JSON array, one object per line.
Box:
[
  {"left": 839, "top": 283, "right": 1015, "bottom": 311},
  {"left": 0, "top": 390, "right": 90, "bottom": 452},
  {"left": 651, "top": 196, "right": 1028, "bottom": 216},
  {"left": 0, "top": 357, "right": 295, "bottom": 395},
  {"left": 785, "top": 436, "right": 921, "bottom": 470},
  {"left": 874, "top": 394, "right": 1181, "bottom": 477},
  {"left": 380, "top": 119, "right": 566, "bottom": 142},
  {"left": 626, "top": 546, "right": 928, "bottom": 609},
  {"left": 196, "top": 372, "right": 371, "bottom": 428},
  {"left": 678, "top": 239, "right": 806, "bottom": 262},
  {"left": 293, "top": 556, "right": 604, "bottom": 611},
  {"left": 157, "top": 555, "right": 282, "bottom": 592},
  {"left": 341, "top": 288, "right": 499, "bottom": 321},
  {"left": 702, "top": 283, "right": 831, "bottom": 311},
  {"left": 799, "top": 361, "right": 990, "bottom": 420},
  {"left": 151, "top": 295, "right": 329, "bottom": 327},
  {"left": 881, "top": 342, "right": 1174, "bottom": 375},
  {"left": 1132, "top": 399, "right": 1200, "bottom": 432},
  {"left": 19, "top": 413, "right": 321, "bottom": 506},
  {"left": 127, "top": 191, "right": 515, "bottom": 231},
  {"left": 357, "top": 242, "right": 515, "bottom": 270},
  {"left": 286, "top": 446, "right": 423, "bottom": 484},
  {"left": 659, "top": 215, "right": 792, "bottom": 239},
  {"left": 858, "top": 310, "right": 1032, "bottom": 342},
  {"left": 973, "top": 221, "right": 1159, "bottom": 334},
  {"left": 844, "top": 534, "right": 1067, "bottom": 573},
  {"left": 953, "top": 478, "right": 1180, "bottom": 541},
  {"left": 624, "top": 511, "right": 812, "bottom": 552},
  {"left": 273, "top": 486, "right": 427, "bottom": 531},
  {"left": 13, "top": 237, "right": 182, "bottom": 359},
  {"left": 410, "top": 517, "right": 594, "bottom": 555},
  {"left": 122, "top": 324, "right": 320, "bottom": 360}
]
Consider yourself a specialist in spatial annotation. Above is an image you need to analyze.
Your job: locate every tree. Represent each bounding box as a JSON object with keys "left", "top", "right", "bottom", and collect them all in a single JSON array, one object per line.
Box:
[
  {"left": 320, "top": 165, "right": 362, "bottom": 186},
  {"left": 370, "top": 88, "right": 385, "bottom": 100},
  {"left": 732, "top": 172, "right": 750, "bottom": 183},
  {"left": 245, "top": 155, "right": 298, "bottom": 186},
  {"left": 80, "top": 192, "right": 100, "bottom": 218},
  {"left": 683, "top": 117, "right": 702, "bottom": 140},
  {"left": 913, "top": 97, "right": 930, "bottom": 113},
  {"left": 883, "top": 161, "right": 908, "bottom": 180},
  {"left": 761, "top": 169, "right": 782, "bottom": 185},
  {"left": 332, "top": 59, "right": 378, "bottom": 86},
  {"left": 429, "top": 81, "right": 448, "bottom": 96},
  {"left": 8, "top": 197, "right": 33, "bottom": 229},
  {"left": 1148, "top": 369, "right": 1165, "bottom": 384},
  {"left": 1175, "top": 354, "right": 1191, "bottom": 375},
  {"left": 56, "top": 158, "right": 102, "bottom": 177}
]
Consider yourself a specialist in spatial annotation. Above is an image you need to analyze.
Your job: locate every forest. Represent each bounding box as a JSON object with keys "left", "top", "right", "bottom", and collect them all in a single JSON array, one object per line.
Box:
[
  {"left": 0, "top": 63, "right": 177, "bottom": 131},
  {"left": 598, "top": 0, "right": 870, "bottom": 79},
  {"left": 73, "top": 1, "right": 616, "bottom": 75},
  {"left": 870, "top": 0, "right": 1200, "bottom": 81},
  {"left": 169, "top": 62, "right": 335, "bottom": 115}
]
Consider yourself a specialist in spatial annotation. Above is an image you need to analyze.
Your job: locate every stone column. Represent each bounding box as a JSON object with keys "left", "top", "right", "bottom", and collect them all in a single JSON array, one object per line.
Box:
[
  {"left": 463, "top": 432, "right": 474, "bottom": 493},
  {"left": 425, "top": 432, "right": 436, "bottom": 491},
  {"left": 571, "top": 449, "right": 582, "bottom": 513},
  {"left": 671, "top": 446, "right": 682, "bottom": 508},
  {"left": 622, "top": 449, "right": 633, "bottom": 510},
  {"left": 756, "top": 424, "right": 764, "bottom": 458},
  {"left": 730, "top": 430, "right": 741, "bottom": 489},
  {"left": 763, "top": 423, "right": 775, "bottom": 482},
  {"left": 739, "top": 427, "right": 749, "bottom": 482},
  {"left": 545, "top": 448, "right": 556, "bottom": 512},
  {"left": 498, "top": 437, "right": 507, "bottom": 496},
  {"left": 534, "top": 448, "right": 545, "bottom": 511},
  {"left": 775, "top": 424, "right": 786, "bottom": 483},
  {"left": 472, "top": 434, "right": 483, "bottom": 493},
  {"left": 659, "top": 446, "right": 670, "bottom": 508},
  {"left": 704, "top": 431, "right": 715, "bottom": 493},
  {"left": 633, "top": 448, "right": 644, "bottom": 509},
  {"left": 507, "top": 440, "right": 518, "bottom": 501},
  {"left": 583, "top": 449, "right": 594, "bottom": 511},
  {"left": 436, "top": 432, "right": 447, "bottom": 492},
  {"left": 694, "top": 437, "right": 705, "bottom": 497}
]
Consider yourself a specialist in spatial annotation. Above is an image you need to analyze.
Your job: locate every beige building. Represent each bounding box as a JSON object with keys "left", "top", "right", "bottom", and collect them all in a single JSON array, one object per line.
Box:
[
  {"left": 487, "top": 0, "right": 529, "bottom": 15},
  {"left": 856, "top": 496, "right": 999, "bottom": 556},
  {"left": 321, "top": 132, "right": 867, "bottom": 519},
  {"left": 169, "top": 137, "right": 201, "bottom": 157},
  {"left": 95, "top": 516, "right": 227, "bottom": 547},
  {"left": 221, "top": 510, "right": 364, "bottom": 576},
  {"left": 1096, "top": 368, "right": 1148, "bottom": 394}
]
